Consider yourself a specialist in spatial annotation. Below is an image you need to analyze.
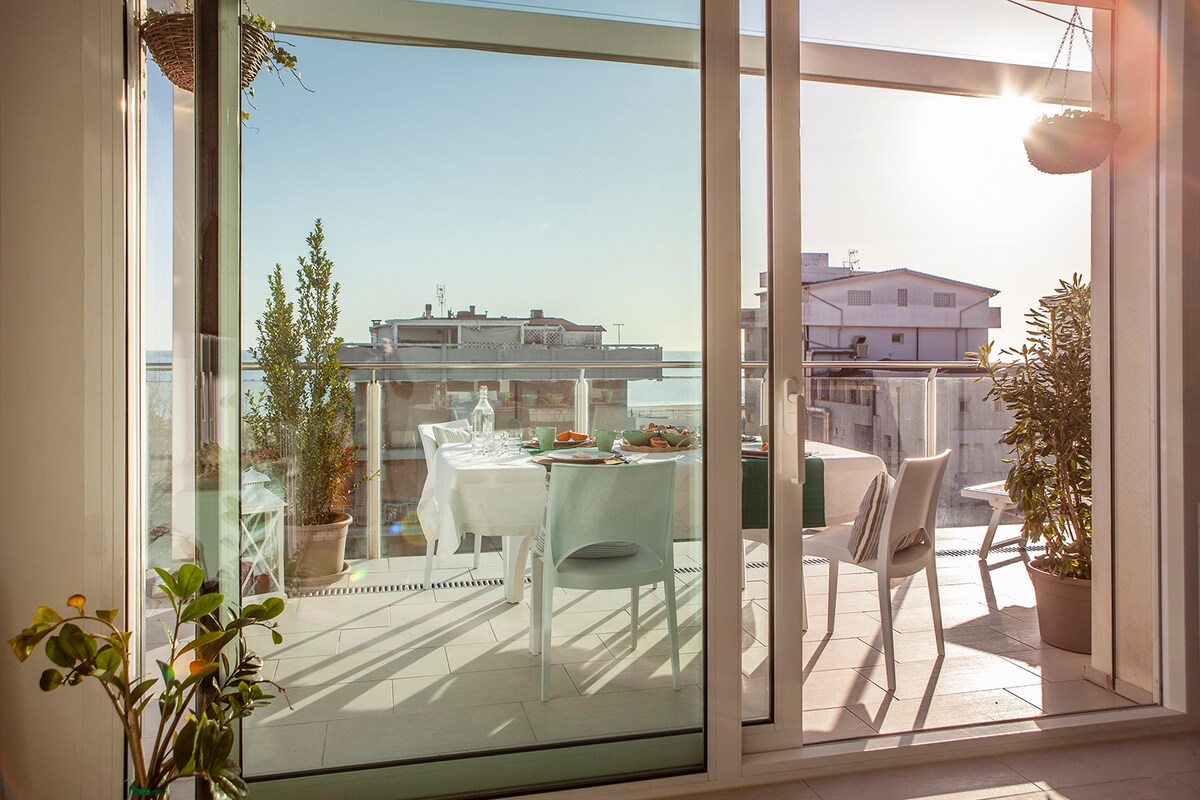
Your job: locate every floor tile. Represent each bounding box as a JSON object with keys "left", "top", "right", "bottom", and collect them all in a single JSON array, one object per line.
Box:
[
  {"left": 392, "top": 665, "right": 579, "bottom": 711},
  {"left": 801, "top": 706, "right": 879, "bottom": 743},
  {"left": 847, "top": 688, "right": 1042, "bottom": 735},
  {"left": 322, "top": 703, "right": 535, "bottom": 766},
  {"left": 854, "top": 654, "right": 1042, "bottom": 701},
  {"left": 270, "top": 646, "right": 449, "bottom": 686},
  {"left": 522, "top": 685, "right": 703, "bottom": 742},
  {"left": 1000, "top": 737, "right": 1200, "bottom": 788},
  {"left": 445, "top": 633, "right": 611, "bottom": 672},
  {"left": 999, "top": 648, "right": 1090, "bottom": 683},
  {"left": 250, "top": 680, "right": 395, "bottom": 726},
  {"left": 804, "top": 756, "right": 1040, "bottom": 800},
  {"left": 1005, "top": 680, "right": 1136, "bottom": 715},
  {"left": 242, "top": 721, "right": 327, "bottom": 776},
  {"left": 564, "top": 649, "right": 702, "bottom": 695}
]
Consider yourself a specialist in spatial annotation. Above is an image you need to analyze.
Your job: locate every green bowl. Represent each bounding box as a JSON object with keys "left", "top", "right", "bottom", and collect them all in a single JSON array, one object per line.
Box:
[
  {"left": 622, "top": 430, "right": 652, "bottom": 446},
  {"left": 662, "top": 432, "right": 694, "bottom": 447}
]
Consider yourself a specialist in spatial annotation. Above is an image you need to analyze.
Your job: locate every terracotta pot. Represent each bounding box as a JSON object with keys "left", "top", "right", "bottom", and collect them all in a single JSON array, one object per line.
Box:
[
  {"left": 287, "top": 513, "right": 352, "bottom": 585},
  {"left": 1026, "top": 556, "right": 1092, "bottom": 653}
]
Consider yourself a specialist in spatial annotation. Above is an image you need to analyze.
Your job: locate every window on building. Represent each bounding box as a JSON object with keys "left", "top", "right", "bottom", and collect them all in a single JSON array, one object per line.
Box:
[
  {"left": 897, "top": 288, "right": 908, "bottom": 306},
  {"left": 891, "top": 333, "right": 903, "bottom": 344},
  {"left": 847, "top": 289, "right": 871, "bottom": 306},
  {"left": 933, "top": 291, "right": 957, "bottom": 308}
]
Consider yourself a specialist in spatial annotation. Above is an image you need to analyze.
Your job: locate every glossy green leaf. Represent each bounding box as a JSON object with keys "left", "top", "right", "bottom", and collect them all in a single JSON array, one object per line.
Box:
[
  {"left": 177, "top": 563, "right": 204, "bottom": 599},
  {"left": 39, "top": 668, "right": 64, "bottom": 691},
  {"left": 181, "top": 593, "right": 223, "bottom": 624},
  {"left": 44, "top": 636, "right": 76, "bottom": 668}
]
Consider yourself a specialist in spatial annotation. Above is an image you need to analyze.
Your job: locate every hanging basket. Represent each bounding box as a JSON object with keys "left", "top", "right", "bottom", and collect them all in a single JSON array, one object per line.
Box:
[
  {"left": 140, "top": 12, "right": 271, "bottom": 93},
  {"left": 1023, "top": 110, "right": 1121, "bottom": 175}
]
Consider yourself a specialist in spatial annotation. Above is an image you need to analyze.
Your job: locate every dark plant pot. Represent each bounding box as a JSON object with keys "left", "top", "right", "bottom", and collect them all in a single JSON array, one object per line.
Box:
[
  {"left": 128, "top": 786, "right": 168, "bottom": 799},
  {"left": 287, "top": 513, "right": 352, "bottom": 588},
  {"left": 1023, "top": 111, "right": 1121, "bottom": 175},
  {"left": 1026, "top": 556, "right": 1092, "bottom": 653}
]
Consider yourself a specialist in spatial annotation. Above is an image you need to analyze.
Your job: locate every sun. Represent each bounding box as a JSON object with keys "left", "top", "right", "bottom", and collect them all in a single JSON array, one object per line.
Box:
[{"left": 994, "top": 92, "right": 1047, "bottom": 139}]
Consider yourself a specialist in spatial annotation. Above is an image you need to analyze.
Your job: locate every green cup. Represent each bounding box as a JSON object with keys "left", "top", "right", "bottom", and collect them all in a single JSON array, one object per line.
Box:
[
  {"left": 594, "top": 429, "right": 618, "bottom": 452},
  {"left": 535, "top": 426, "right": 557, "bottom": 452},
  {"left": 759, "top": 423, "right": 770, "bottom": 445}
]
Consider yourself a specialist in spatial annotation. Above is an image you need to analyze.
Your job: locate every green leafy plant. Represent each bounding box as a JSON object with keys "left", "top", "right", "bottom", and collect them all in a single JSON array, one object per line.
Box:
[
  {"left": 7, "top": 564, "right": 286, "bottom": 798},
  {"left": 245, "top": 219, "right": 357, "bottom": 527},
  {"left": 978, "top": 274, "right": 1092, "bottom": 579}
]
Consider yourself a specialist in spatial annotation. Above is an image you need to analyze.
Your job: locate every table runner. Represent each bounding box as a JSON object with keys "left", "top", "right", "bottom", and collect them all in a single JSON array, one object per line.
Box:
[{"left": 740, "top": 456, "right": 826, "bottom": 529}]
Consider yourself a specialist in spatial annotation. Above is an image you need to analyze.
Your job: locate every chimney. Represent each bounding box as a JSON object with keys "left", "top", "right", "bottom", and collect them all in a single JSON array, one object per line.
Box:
[
  {"left": 530, "top": 309, "right": 544, "bottom": 319},
  {"left": 469, "top": 305, "right": 476, "bottom": 315},
  {"left": 423, "top": 304, "right": 432, "bottom": 318}
]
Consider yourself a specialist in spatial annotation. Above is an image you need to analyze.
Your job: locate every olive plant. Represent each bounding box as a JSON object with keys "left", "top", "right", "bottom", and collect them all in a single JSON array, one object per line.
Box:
[
  {"left": 7, "top": 564, "right": 286, "bottom": 798},
  {"left": 978, "top": 274, "right": 1092, "bottom": 579}
]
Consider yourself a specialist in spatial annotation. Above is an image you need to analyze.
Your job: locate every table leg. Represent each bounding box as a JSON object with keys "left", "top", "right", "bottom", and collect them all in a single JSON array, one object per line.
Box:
[
  {"left": 978, "top": 502, "right": 1006, "bottom": 559},
  {"left": 503, "top": 534, "right": 532, "bottom": 604}
]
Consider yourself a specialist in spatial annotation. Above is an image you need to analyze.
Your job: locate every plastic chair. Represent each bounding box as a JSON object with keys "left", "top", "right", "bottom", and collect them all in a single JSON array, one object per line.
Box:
[
  {"left": 417, "top": 418, "right": 489, "bottom": 588},
  {"left": 803, "top": 450, "right": 951, "bottom": 691},
  {"left": 529, "top": 460, "right": 681, "bottom": 701}
]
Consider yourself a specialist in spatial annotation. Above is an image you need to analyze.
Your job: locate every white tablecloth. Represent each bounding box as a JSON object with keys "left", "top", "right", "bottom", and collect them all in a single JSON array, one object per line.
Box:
[
  {"left": 415, "top": 441, "right": 883, "bottom": 602},
  {"left": 804, "top": 440, "right": 888, "bottom": 525}
]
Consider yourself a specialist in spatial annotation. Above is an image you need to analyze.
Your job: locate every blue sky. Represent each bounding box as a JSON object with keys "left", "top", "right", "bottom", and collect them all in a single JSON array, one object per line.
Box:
[{"left": 147, "top": 1, "right": 1095, "bottom": 354}]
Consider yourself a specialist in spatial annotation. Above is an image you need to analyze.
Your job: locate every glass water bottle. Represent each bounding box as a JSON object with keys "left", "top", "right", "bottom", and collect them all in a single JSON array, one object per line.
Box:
[{"left": 471, "top": 385, "right": 495, "bottom": 454}]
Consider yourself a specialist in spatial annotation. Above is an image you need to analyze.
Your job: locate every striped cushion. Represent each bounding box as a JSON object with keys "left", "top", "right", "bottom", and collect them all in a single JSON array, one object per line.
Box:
[
  {"left": 848, "top": 471, "right": 893, "bottom": 564},
  {"left": 534, "top": 530, "right": 640, "bottom": 559}
]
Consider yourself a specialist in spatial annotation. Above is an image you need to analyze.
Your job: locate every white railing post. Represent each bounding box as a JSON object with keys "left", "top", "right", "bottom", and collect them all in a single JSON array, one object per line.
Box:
[
  {"left": 367, "top": 372, "right": 382, "bottom": 560},
  {"left": 574, "top": 368, "right": 590, "bottom": 433},
  {"left": 924, "top": 367, "right": 938, "bottom": 457}
]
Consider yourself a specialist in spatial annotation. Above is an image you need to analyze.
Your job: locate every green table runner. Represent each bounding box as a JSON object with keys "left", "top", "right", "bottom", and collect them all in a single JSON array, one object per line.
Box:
[{"left": 741, "top": 456, "right": 825, "bottom": 529}]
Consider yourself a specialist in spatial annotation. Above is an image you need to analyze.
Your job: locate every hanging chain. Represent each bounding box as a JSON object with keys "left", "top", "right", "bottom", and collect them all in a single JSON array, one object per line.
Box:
[{"left": 1038, "top": 6, "right": 1111, "bottom": 111}]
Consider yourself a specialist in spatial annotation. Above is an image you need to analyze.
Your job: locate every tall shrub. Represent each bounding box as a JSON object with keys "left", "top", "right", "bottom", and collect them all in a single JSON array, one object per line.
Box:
[
  {"left": 978, "top": 274, "right": 1092, "bottom": 579},
  {"left": 246, "top": 219, "right": 355, "bottom": 526}
]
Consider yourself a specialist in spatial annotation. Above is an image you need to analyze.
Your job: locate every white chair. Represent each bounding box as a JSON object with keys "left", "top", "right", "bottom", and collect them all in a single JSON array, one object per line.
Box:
[
  {"left": 529, "top": 461, "right": 681, "bottom": 701},
  {"left": 417, "top": 418, "right": 489, "bottom": 588},
  {"left": 803, "top": 450, "right": 951, "bottom": 691}
]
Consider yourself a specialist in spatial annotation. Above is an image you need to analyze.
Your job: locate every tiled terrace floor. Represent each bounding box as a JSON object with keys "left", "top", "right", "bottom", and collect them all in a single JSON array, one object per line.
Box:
[{"left": 233, "top": 523, "right": 1135, "bottom": 777}]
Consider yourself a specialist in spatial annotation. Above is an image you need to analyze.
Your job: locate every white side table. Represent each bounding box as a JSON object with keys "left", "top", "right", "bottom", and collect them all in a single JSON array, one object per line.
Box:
[{"left": 241, "top": 469, "right": 286, "bottom": 600}]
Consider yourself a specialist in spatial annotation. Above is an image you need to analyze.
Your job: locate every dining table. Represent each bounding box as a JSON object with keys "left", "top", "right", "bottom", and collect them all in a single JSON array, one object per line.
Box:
[{"left": 416, "top": 439, "right": 885, "bottom": 603}]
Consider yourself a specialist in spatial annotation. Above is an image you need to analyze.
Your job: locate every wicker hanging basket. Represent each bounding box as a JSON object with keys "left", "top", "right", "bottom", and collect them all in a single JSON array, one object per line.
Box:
[
  {"left": 1023, "top": 110, "right": 1121, "bottom": 175},
  {"left": 140, "top": 12, "right": 271, "bottom": 93}
]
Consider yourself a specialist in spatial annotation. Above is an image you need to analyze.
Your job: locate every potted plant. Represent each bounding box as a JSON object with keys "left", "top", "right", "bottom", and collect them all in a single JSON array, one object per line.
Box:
[
  {"left": 1023, "top": 108, "right": 1120, "bottom": 175},
  {"left": 246, "top": 219, "right": 359, "bottom": 589},
  {"left": 7, "top": 564, "right": 286, "bottom": 798},
  {"left": 140, "top": 4, "right": 305, "bottom": 120},
  {"left": 978, "top": 274, "right": 1092, "bottom": 653}
]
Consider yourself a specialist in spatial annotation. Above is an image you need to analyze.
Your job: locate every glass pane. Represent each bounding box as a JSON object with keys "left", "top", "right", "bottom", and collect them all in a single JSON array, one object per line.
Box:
[
  {"left": 234, "top": 2, "right": 704, "bottom": 791},
  {"left": 800, "top": 0, "right": 1093, "bottom": 68}
]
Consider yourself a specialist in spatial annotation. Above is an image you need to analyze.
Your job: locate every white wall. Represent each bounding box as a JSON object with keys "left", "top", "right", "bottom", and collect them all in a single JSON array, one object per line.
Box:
[{"left": 0, "top": 2, "right": 126, "bottom": 798}]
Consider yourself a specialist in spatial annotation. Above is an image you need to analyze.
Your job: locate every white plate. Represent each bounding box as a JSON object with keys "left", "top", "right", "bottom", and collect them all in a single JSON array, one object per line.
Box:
[{"left": 542, "top": 448, "right": 611, "bottom": 464}]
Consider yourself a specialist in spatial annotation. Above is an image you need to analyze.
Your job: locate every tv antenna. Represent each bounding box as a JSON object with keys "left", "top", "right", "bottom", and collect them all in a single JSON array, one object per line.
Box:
[
  {"left": 613, "top": 323, "right": 625, "bottom": 345},
  {"left": 436, "top": 285, "right": 446, "bottom": 317},
  {"left": 843, "top": 249, "right": 860, "bottom": 271}
]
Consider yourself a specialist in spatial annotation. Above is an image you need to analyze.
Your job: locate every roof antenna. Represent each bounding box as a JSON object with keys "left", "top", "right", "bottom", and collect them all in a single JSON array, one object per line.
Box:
[
  {"left": 842, "top": 248, "right": 860, "bottom": 271},
  {"left": 436, "top": 284, "right": 447, "bottom": 317}
]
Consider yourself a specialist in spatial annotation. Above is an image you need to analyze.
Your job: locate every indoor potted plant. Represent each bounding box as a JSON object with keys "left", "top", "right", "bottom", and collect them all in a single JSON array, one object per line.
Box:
[
  {"left": 978, "top": 274, "right": 1092, "bottom": 652},
  {"left": 246, "top": 219, "right": 359, "bottom": 589},
  {"left": 7, "top": 564, "right": 286, "bottom": 798}
]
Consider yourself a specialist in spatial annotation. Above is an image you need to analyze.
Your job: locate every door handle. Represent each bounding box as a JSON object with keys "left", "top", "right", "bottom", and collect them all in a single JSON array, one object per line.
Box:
[{"left": 782, "top": 378, "right": 804, "bottom": 485}]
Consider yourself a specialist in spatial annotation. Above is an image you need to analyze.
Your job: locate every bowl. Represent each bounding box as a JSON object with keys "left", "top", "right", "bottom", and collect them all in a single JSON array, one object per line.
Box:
[
  {"left": 662, "top": 432, "right": 694, "bottom": 447},
  {"left": 622, "top": 430, "right": 652, "bottom": 446}
]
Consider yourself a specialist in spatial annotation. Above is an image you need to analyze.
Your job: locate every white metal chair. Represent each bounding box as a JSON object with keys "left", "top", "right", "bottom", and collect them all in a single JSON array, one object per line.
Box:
[
  {"left": 417, "top": 418, "right": 488, "bottom": 588},
  {"left": 803, "top": 450, "right": 951, "bottom": 691},
  {"left": 529, "top": 460, "right": 681, "bottom": 701}
]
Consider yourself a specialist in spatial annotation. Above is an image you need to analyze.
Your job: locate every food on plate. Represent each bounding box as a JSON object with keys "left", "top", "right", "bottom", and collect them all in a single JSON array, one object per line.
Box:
[
  {"left": 643, "top": 423, "right": 692, "bottom": 435},
  {"left": 555, "top": 430, "right": 588, "bottom": 443},
  {"left": 649, "top": 435, "right": 670, "bottom": 449},
  {"left": 761, "top": 442, "right": 769, "bottom": 451}
]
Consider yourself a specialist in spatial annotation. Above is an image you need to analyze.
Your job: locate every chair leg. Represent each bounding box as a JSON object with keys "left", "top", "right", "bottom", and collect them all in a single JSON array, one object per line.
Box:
[
  {"left": 926, "top": 560, "right": 945, "bottom": 656},
  {"left": 827, "top": 559, "right": 840, "bottom": 633},
  {"left": 473, "top": 532, "right": 482, "bottom": 570},
  {"left": 540, "top": 570, "right": 555, "bottom": 701},
  {"left": 630, "top": 587, "right": 639, "bottom": 649},
  {"left": 663, "top": 574, "right": 681, "bottom": 691},
  {"left": 423, "top": 537, "right": 436, "bottom": 590},
  {"left": 529, "top": 556, "right": 543, "bottom": 655},
  {"left": 741, "top": 541, "right": 746, "bottom": 591},
  {"left": 877, "top": 570, "right": 897, "bottom": 691}
]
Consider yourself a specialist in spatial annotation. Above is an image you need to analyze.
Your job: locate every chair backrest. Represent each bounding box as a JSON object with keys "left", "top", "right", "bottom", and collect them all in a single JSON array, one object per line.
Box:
[
  {"left": 544, "top": 461, "right": 676, "bottom": 569},
  {"left": 881, "top": 450, "right": 951, "bottom": 556},
  {"left": 417, "top": 418, "right": 470, "bottom": 469}
]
